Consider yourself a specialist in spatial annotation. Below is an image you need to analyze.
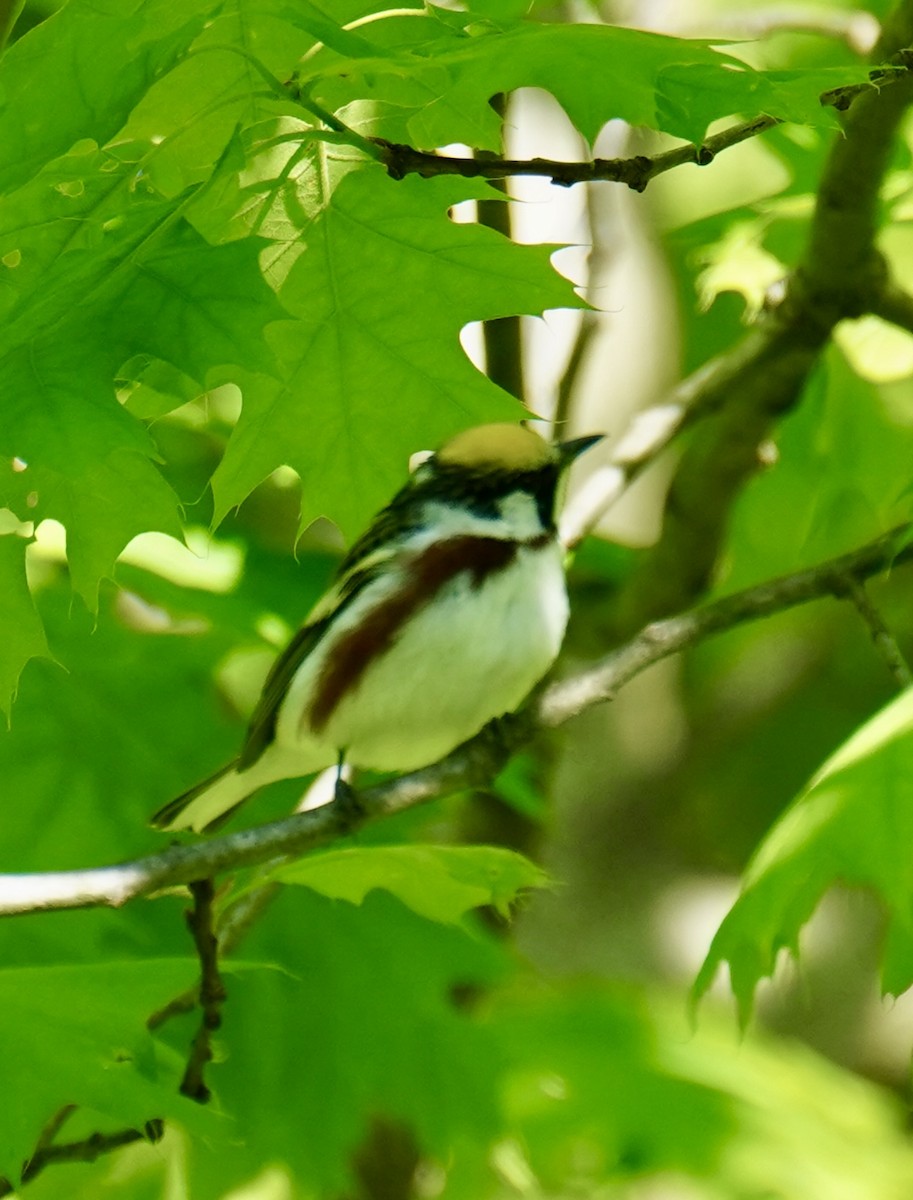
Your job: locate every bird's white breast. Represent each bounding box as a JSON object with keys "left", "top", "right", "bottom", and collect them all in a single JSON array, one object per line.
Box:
[{"left": 275, "top": 537, "right": 569, "bottom": 772}]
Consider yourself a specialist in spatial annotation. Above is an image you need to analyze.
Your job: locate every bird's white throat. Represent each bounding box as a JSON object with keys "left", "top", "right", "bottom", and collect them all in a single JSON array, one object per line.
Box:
[{"left": 418, "top": 490, "right": 548, "bottom": 547}]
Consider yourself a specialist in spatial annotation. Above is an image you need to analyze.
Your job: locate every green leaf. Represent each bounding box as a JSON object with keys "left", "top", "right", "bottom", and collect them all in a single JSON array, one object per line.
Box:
[
  {"left": 183, "top": 891, "right": 505, "bottom": 1198},
  {"left": 0, "top": 532, "right": 48, "bottom": 715},
  {"left": 272, "top": 844, "right": 549, "bottom": 922},
  {"left": 0, "top": 959, "right": 220, "bottom": 1179},
  {"left": 753, "top": 67, "right": 869, "bottom": 127},
  {"left": 303, "top": 16, "right": 857, "bottom": 149},
  {"left": 108, "top": 220, "right": 289, "bottom": 380},
  {"left": 696, "top": 215, "right": 787, "bottom": 318},
  {"left": 211, "top": 165, "right": 579, "bottom": 539},
  {"left": 0, "top": 0, "right": 221, "bottom": 193},
  {"left": 694, "top": 686, "right": 913, "bottom": 1020},
  {"left": 0, "top": 140, "right": 284, "bottom": 375},
  {"left": 184, "top": 121, "right": 364, "bottom": 250},
  {"left": 492, "top": 753, "right": 549, "bottom": 822},
  {"left": 656, "top": 64, "right": 857, "bottom": 142},
  {"left": 493, "top": 986, "right": 913, "bottom": 1197},
  {"left": 117, "top": 356, "right": 207, "bottom": 420},
  {"left": 0, "top": 542, "right": 339, "bottom": 870},
  {"left": 722, "top": 347, "right": 913, "bottom": 591},
  {"left": 0, "top": 139, "right": 283, "bottom": 603},
  {"left": 665, "top": 1000, "right": 913, "bottom": 1200},
  {"left": 0, "top": 337, "right": 184, "bottom": 609},
  {"left": 0, "top": 575, "right": 241, "bottom": 868},
  {"left": 495, "top": 988, "right": 733, "bottom": 1185},
  {"left": 0, "top": 142, "right": 176, "bottom": 349},
  {"left": 111, "top": 0, "right": 322, "bottom": 200}
]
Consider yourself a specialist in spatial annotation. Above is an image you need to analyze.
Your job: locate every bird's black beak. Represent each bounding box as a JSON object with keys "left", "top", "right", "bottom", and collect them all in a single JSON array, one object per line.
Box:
[{"left": 557, "top": 433, "right": 604, "bottom": 464}]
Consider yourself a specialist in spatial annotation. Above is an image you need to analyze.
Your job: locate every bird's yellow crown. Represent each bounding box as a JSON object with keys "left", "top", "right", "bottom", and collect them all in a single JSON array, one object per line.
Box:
[{"left": 435, "top": 423, "right": 556, "bottom": 471}]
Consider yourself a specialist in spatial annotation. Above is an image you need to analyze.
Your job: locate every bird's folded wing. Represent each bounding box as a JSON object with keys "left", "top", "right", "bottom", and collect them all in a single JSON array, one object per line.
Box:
[{"left": 238, "top": 546, "right": 399, "bottom": 769}]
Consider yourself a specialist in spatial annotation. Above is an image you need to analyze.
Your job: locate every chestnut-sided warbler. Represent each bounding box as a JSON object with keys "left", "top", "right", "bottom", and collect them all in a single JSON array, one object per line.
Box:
[{"left": 151, "top": 423, "right": 601, "bottom": 832}]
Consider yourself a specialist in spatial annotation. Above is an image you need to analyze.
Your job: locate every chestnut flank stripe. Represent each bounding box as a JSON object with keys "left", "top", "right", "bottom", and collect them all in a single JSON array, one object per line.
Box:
[{"left": 307, "top": 536, "right": 533, "bottom": 734}]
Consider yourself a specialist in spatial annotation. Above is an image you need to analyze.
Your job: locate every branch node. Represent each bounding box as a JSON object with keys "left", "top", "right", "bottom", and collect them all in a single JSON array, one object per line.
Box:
[
  {"left": 626, "top": 155, "right": 653, "bottom": 192},
  {"left": 833, "top": 574, "right": 913, "bottom": 689},
  {"left": 821, "top": 84, "right": 859, "bottom": 111},
  {"left": 144, "top": 1119, "right": 165, "bottom": 1143},
  {"left": 5, "top": 1111, "right": 165, "bottom": 1194}
]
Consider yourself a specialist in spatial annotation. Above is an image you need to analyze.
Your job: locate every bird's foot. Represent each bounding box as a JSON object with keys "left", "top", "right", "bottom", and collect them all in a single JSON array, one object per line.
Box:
[
  {"left": 480, "top": 711, "right": 527, "bottom": 751},
  {"left": 333, "top": 776, "right": 364, "bottom": 825}
]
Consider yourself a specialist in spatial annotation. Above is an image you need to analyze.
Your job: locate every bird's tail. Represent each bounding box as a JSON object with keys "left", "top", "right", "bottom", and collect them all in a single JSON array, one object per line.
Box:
[{"left": 150, "top": 760, "right": 252, "bottom": 833}]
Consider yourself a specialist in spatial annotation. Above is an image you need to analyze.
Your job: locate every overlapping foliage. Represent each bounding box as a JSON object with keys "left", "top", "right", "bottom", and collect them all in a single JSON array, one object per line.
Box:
[{"left": 4, "top": 0, "right": 913, "bottom": 1197}]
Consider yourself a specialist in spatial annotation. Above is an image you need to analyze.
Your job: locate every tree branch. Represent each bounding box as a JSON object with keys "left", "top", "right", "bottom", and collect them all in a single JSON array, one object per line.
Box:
[
  {"left": 377, "top": 115, "right": 779, "bottom": 193},
  {"left": 0, "top": 527, "right": 908, "bottom": 919},
  {"left": 558, "top": 325, "right": 797, "bottom": 549},
  {"left": 374, "top": 56, "right": 913, "bottom": 193},
  {"left": 604, "top": 316, "right": 829, "bottom": 636},
  {"left": 147, "top": 879, "right": 282, "bottom": 1031},
  {"left": 0, "top": 1117, "right": 164, "bottom": 1196},
  {"left": 604, "top": 9, "right": 913, "bottom": 639},
  {"left": 542, "top": 527, "right": 911, "bottom": 727},
  {"left": 868, "top": 282, "right": 913, "bottom": 335},
  {"left": 833, "top": 576, "right": 913, "bottom": 688},
  {"left": 178, "top": 879, "right": 227, "bottom": 1103}
]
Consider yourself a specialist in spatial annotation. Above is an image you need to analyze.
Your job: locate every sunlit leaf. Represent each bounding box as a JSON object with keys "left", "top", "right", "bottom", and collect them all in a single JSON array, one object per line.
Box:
[
  {"left": 0, "top": 959, "right": 221, "bottom": 1179},
  {"left": 211, "top": 166, "right": 578, "bottom": 538},
  {"left": 272, "top": 844, "right": 549, "bottom": 922},
  {"left": 182, "top": 891, "right": 505, "bottom": 1198},
  {"left": 695, "top": 686, "right": 913, "bottom": 1019},
  {"left": 722, "top": 347, "right": 913, "bottom": 591},
  {"left": 304, "top": 16, "right": 861, "bottom": 148}
]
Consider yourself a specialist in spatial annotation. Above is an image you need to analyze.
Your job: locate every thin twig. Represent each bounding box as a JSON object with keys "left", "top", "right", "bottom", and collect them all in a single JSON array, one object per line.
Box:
[
  {"left": 558, "top": 324, "right": 787, "bottom": 548},
  {"left": 281, "top": 69, "right": 385, "bottom": 161},
  {"left": 553, "top": 315, "right": 599, "bottom": 438},
  {"left": 834, "top": 575, "right": 913, "bottom": 688},
  {"left": 479, "top": 95, "right": 527, "bottom": 402},
  {"left": 147, "top": 880, "right": 282, "bottom": 1031},
  {"left": 0, "top": 1118, "right": 164, "bottom": 1195},
  {"left": 375, "top": 115, "right": 780, "bottom": 193},
  {"left": 179, "top": 879, "right": 227, "bottom": 1103},
  {"left": 31, "top": 1104, "right": 78, "bottom": 1154},
  {"left": 542, "top": 527, "right": 912, "bottom": 726},
  {"left": 148, "top": 775, "right": 334, "bottom": 1030},
  {"left": 0, "top": 526, "right": 909, "bottom": 920},
  {"left": 603, "top": 15, "right": 913, "bottom": 639},
  {"left": 147, "top": 988, "right": 197, "bottom": 1030},
  {"left": 551, "top": 162, "right": 603, "bottom": 438}
]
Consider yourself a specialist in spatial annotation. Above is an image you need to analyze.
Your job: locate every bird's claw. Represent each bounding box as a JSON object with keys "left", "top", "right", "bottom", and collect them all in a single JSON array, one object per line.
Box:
[{"left": 333, "top": 776, "right": 364, "bottom": 824}]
